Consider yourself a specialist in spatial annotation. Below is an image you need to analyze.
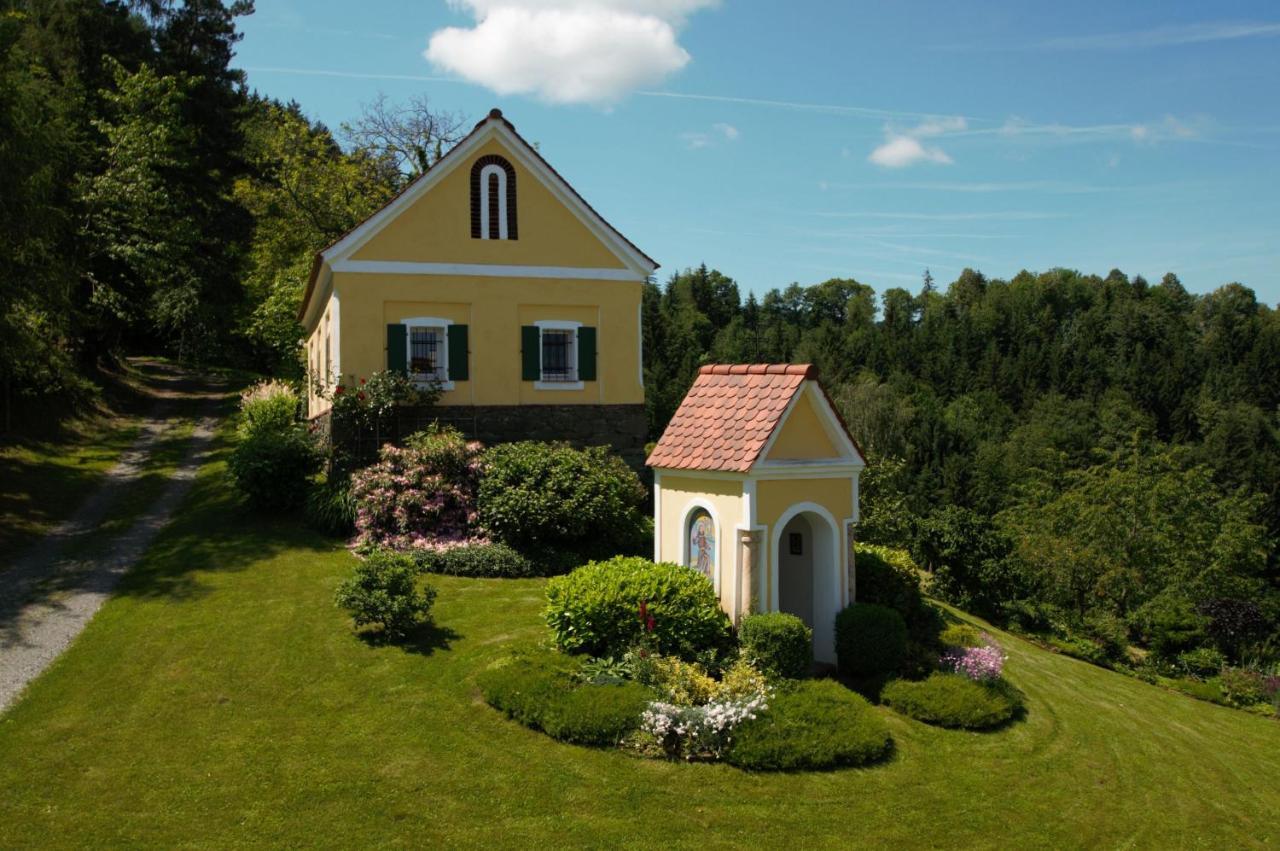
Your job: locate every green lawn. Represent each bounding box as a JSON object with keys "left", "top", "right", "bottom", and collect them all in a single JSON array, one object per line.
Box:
[
  {"left": 1, "top": 423, "right": 1277, "bottom": 848},
  {"left": 0, "top": 415, "right": 140, "bottom": 567}
]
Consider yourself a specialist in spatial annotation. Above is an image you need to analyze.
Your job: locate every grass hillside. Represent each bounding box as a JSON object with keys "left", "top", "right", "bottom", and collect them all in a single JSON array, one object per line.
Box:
[{"left": 0, "top": 424, "right": 1276, "bottom": 848}]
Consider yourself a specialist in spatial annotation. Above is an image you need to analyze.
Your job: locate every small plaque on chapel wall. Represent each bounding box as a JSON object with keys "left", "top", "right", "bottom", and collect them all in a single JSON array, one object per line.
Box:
[{"left": 789, "top": 532, "right": 803, "bottom": 555}]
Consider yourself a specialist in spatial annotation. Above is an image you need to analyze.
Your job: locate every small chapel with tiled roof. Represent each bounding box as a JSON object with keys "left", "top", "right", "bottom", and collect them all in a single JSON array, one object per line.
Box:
[{"left": 647, "top": 364, "right": 866, "bottom": 664}]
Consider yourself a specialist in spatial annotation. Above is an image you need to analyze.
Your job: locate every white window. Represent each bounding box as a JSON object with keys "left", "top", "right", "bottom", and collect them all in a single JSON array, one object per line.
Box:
[
  {"left": 403, "top": 317, "right": 453, "bottom": 389},
  {"left": 535, "top": 320, "right": 582, "bottom": 390}
]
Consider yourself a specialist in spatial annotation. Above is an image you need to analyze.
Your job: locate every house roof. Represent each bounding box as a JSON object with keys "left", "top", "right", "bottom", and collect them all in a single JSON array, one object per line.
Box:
[
  {"left": 297, "top": 108, "right": 658, "bottom": 324},
  {"left": 646, "top": 364, "right": 825, "bottom": 473}
]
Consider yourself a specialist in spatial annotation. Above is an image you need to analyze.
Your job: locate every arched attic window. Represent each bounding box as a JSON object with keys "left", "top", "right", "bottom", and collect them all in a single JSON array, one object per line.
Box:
[{"left": 470, "top": 155, "right": 518, "bottom": 240}]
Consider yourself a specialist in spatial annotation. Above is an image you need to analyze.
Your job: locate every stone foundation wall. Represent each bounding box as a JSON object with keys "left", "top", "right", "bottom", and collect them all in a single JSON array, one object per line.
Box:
[{"left": 317, "top": 403, "right": 650, "bottom": 470}]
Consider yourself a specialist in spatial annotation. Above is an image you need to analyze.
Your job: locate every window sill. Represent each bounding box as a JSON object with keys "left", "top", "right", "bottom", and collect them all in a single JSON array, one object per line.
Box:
[
  {"left": 534, "top": 380, "right": 584, "bottom": 391},
  {"left": 413, "top": 379, "right": 455, "bottom": 392}
]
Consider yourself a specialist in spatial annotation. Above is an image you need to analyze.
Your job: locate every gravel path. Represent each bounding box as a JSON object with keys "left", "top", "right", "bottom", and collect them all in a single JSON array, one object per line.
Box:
[{"left": 0, "top": 364, "right": 225, "bottom": 713}]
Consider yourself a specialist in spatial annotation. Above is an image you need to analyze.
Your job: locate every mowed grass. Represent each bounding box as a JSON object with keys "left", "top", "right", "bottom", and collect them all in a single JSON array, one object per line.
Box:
[
  {"left": 1, "top": 426, "right": 1277, "bottom": 848},
  {"left": 0, "top": 416, "right": 140, "bottom": 568}
]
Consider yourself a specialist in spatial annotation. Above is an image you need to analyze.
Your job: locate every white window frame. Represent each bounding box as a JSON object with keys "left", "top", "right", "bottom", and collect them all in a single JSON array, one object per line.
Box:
[
  {"left": 401, "top": 316, "right": 455, "bottom": 391},
  {"left": 479, "top": 164, "right": 509, "bottom": 240},
  {"left": 533, "top": 319, "right": 583, "bottom": 390}
]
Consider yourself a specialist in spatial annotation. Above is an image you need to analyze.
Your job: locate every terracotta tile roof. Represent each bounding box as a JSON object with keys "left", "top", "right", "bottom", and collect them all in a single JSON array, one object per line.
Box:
[{"left": 646, "top": 364, "right": 818, "bottom": 472}]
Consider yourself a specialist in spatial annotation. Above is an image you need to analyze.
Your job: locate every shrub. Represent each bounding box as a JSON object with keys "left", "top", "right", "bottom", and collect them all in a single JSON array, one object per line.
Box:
[
  {"left": 725, "top": 680, "right": 892, "bottom": 771},
  {"left": 477, "top": 649, "right": 650, "bottom": 745},
  {"left": 939, "top": 623, "right": 985, "bottom": 648},
  {"left": 641, "top": 691, "right": 770, "bottom": 760},
  {"left": 334, "top": 549, "right": 437, "bottom": 638},
  {"left": 544, "top": 557, "right": 733, "bottom": 660},
  {"left": 413, "top": 543, "right": 539, "bottom": 578},
  {"left": 477, "top": 441, "right": 648, "bottom": 559},
  {"left": 1177, "top": 647, "right": 1227, "bottom": 678},
  {"left": 1046, "top": 634, "right": 1110, "bottom": 666},
  {"left": 640, "top": 655, "right": 718, "bottom": 705},
  {"left": 350, "top": 432, "right": 483, "bottom": 550},
  {"left": 1083, "top": 611, "right": 1131, "bottom": 661},
  {"left": 539, "top": 682, "right": 654, "bottom": 745},
  {"left": 739, "top": 612, "right": 813, "bottom": 680},
  {"left": 855, "top": 544, "right": 946, "bottom": 656},
  {"left": 1219, "top": 667, "right": 1269, "bottom": 707},
  {"left": 1002, "top": 598, "right": 1063, "bottom": 635},
  {"left": 835, "top": 603, "right": 907, "bottom": 677},
  {"left": 940, "top": 639, "right": 1006, "bottom": 682},
  {"left": 229, "top": 381, "right": 320, "bottom": 512},
  {"left": 1128, "top": 594, "right": 1207, "bottom": 660},
  {"left": 305, "top": 474, "right": 356, "bottom": 537},
  {"left": 1199, "top": 599, "right": 1269, "bottom": 662},
  {"left": 882, "top": 673, "right": 1019, "bottom": 730}
]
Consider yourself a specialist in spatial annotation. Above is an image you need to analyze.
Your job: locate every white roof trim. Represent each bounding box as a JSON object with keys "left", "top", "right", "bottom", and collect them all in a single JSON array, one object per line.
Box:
[
  {"left": 329, "top": 259, "right": 645, "bottom": 281},
  {"left": 320, "top": 119, "right": 656, "bottom": 277}
]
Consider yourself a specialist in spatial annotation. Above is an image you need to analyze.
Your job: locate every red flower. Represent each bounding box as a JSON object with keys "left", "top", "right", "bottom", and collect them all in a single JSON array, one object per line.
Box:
[
  {"left": 335, "top": 385, "right": 345, "bottom": 395},
  {"left": 638, "top": 600, "right": 654, "bottom": 633},
  {"left": 359, "top": 377, "right": 366, "bottom": 385},
  {"left": 357, "top": 391, "right": 366, "bottom": 401}
]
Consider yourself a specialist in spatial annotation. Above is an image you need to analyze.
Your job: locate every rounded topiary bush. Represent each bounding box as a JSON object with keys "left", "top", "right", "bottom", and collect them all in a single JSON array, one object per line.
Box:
[
  {"left": 477, "top": 648, "right": 652, "bottom": 745},
  {"left": 739, "top": 612, "right": 813, "bottom": 680},
  {"left": 881, "top": 673, "right": 1019, "bottom": 730},
  {"left": 334, "top": 549, "right": 437, "bottom": 639},
  {"left": 725, "top": 679, "right": 892, "bottom": 771},
  {"left": 477, "top": 442, "right": 648, "bottom": 560},
  {"left": 413, "top": 543, "right": 540, "bottom": 578},
  {"left": 835, "top": 603, "right": 908, "bottom": 677},
  {"left": 544, "top": 557, "right": 733, "bottom": 660}
]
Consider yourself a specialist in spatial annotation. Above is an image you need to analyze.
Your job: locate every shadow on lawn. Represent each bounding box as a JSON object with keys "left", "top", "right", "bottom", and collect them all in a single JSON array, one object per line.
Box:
[{"left": 357, "top": 621, "right": 462, "bottom": 657}]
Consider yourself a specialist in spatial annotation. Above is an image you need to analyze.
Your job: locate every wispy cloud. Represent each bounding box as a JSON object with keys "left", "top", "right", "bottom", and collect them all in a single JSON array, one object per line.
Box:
[
  {"left": 823, "top": 180, "right": 1122, "bottom": 194},
  {"left": 681, "top": 121, "right": 740, "bottom": 149},
  {"left": 812, "top": 211, "right": 1065, "bottom": 222},
  {"left": 1036, "top": 20, "right": 1280, "bottom": 50},
  {"left": 637, "top": 89, "right": 977, "bottom": 123},
  {"left": 868, "top": 116, "right": 967, "bottom": 168}
]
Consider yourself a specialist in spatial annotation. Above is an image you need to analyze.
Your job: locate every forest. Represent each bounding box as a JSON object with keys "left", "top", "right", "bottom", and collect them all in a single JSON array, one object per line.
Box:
[{"left": 2, "top": 2, "right": 1277, "bottom": 668}]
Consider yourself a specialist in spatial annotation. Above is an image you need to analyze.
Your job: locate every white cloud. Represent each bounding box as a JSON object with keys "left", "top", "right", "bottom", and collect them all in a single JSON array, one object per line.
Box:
[
  {"left": 868, "top": 116, "right": 966, "bottom": 168},
  {"left": 425, "top": 0, "right": 717, "bottom": 105},
  {"left": 713, "top": 122, "right": 739, "bottom": 140}
]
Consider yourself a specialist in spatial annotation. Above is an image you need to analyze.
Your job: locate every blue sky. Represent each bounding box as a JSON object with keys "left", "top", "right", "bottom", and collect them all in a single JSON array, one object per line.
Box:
[{"left": 235, "top": 1, "right": 1280, "bottom": 303}]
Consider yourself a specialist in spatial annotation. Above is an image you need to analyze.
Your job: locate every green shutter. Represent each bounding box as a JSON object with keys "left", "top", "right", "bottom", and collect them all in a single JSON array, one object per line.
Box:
[
  {"left": 521, "top": 325, "right": 541, "bottom": 381},
  {"left": 386, "top": 324, "right": 407, "bottom": 375},
  {"left": 447, "top": 324, "right": 469, "bottom": 381},
  {"left": 577, "top": 326, "right": 597, "bottom": 381}
]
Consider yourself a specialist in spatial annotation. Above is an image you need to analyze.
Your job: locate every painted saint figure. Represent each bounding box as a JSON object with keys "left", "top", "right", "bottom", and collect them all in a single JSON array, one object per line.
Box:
[{"left": 688, "top": 510, "right": 715, "bottom": 580}]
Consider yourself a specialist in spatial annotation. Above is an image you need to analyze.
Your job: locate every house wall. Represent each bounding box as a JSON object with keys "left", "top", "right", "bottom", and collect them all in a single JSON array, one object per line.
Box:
[
  {"left": 305, "top": 294, "right": 337, "bottom": 416},
  {"left": 330, "top": 272, "right": 643, "bottom": 407},
  {"left": 654, "top": 473, "right": 744, "bottom": 613},
  {"left": 350, "top": 138, "right": 628, "bottom": 270}
]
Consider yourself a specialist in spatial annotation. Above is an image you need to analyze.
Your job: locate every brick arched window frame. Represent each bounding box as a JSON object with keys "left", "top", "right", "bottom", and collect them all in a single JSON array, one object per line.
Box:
[{"left": 470, "top": 155, "right": 518, "bottom": 240}]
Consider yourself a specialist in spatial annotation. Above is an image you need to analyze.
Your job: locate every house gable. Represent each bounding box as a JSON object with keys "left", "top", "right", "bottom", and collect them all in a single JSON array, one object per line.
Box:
[
  {"left": 764, "top": 388, "right": 841, "bottom": 461},
  {"left": 349, "top": 137, "right": 627, "bottom": 269}
]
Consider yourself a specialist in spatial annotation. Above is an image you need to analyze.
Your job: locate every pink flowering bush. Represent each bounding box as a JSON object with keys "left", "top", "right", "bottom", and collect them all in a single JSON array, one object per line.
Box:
[
  {"left": 940, "top": 633, "right": 1007, "bottom": 682},
  {"left": 350, "top": 425, "right": 485, "bottom": 551}
]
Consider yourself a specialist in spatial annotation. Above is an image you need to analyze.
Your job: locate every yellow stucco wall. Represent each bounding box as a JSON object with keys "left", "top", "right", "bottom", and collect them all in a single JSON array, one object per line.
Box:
[
  {"left": 765, "top": 390, "right": 840, "bottom": 460},
  {"left": 655, "top": 473, "right": 743, "bottom": 611},
  {"left": 332, "top": 272, "right": 642, "bottom": 406},
  {"left": 305, "top": 297, "right": 336, "bottom": 415},
  {"left": 756, "top": 477, "right": 854, "bottom": 610},
  {"left": 350, "top": 138, "right": 627, "bottom": 270}
]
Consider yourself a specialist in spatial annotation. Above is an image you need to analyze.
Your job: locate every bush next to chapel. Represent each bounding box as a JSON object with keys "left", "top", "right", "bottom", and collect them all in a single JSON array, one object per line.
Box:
[
  {"left": 543, "top": 556, "right": 733, "bottom": 660},
  {"left": 738, "top": 612, "right": 813, "bottom": 680},
  {"left": 228, "top": 380, "right": 321, "bottom": 511}
]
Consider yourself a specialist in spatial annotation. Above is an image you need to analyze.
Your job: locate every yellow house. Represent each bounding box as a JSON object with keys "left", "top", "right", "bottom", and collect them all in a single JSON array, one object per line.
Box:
[
  {"left": 298, "top": 108, "right": 657, "bottom": 460},
  {"left": 647, "top": 364, "right": 866, "bottom": 664}
]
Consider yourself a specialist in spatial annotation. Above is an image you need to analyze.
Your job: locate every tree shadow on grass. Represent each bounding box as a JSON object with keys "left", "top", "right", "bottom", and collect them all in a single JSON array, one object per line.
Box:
[{"left": 356, "top": 621, "right": 462, "bottom": 657}]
